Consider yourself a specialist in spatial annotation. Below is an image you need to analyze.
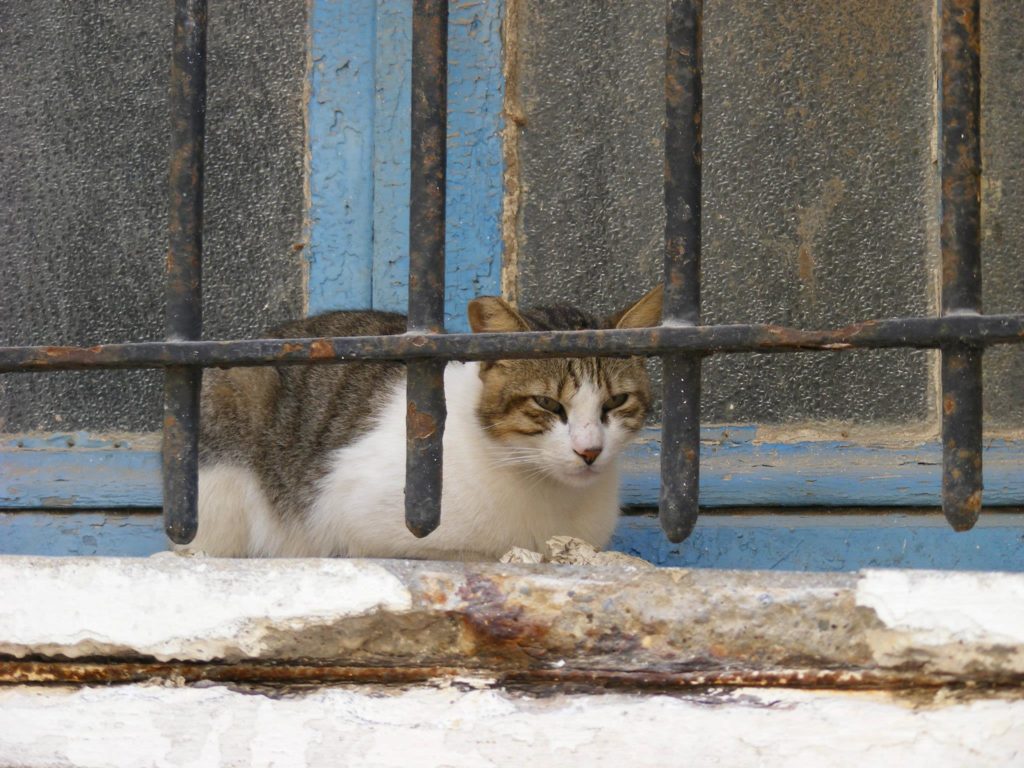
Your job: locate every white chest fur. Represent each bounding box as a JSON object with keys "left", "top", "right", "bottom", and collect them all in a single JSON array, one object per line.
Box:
[{"left": 307, "top": 362, "right": 622, "bottom": 560}]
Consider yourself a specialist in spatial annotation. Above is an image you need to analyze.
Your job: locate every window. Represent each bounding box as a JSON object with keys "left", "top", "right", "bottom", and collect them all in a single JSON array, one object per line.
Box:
[{"left": 1, "top": 0, "right": 1021, "bottom": 571}]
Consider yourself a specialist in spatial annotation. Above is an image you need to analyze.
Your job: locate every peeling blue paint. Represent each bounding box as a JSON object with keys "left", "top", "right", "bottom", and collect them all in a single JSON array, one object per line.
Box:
[
  {"left": 610, "top": 513, "right": 1024, "bottom": 572},
  {"left": 4, "top": 427, "right": 1023, "bottom": 510},
  {"left": 3, "top": 510, "right": 1022, "bottom": 571},
  {"left": 0, "top": 512, "right": 168, "bottom": 557},
  {"left": 310, "top": 0, "right": 504, "bottom": 329},
  {"left": 620, "top": 427, "right": 1024, "bottom": 507},
  {"left": 1, "top": 439, "right": 161, "bottom": 508},
  {"left": 307, "top": 0, "right": 377, "bottom": 313},
  {"left": 370, "top": 0, "right": 412, "bottom": 314}
]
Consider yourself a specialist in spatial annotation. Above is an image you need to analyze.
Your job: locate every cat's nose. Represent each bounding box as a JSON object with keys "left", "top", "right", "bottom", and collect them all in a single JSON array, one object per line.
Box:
[{"left": 574, "top": 447, "right": 602, "bottom": 466}]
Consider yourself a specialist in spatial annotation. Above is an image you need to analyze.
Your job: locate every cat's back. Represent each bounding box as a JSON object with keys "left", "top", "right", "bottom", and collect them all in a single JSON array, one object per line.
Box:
[
  {"left": 265, "top": 309, "right": 407, "bottom": 341},
  {"left": 200, "top": 310, "right": 408, "bottom": 484}
]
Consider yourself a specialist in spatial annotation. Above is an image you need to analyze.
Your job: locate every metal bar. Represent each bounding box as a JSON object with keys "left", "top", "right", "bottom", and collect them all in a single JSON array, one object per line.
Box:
[
  {"left": 660, "top": 0, "right": 703, "bottom": 543},
  {"left": 163, "top": 0, "right": 207, "bottom": 544},
  {"left": 405, "top": 0, "right": 449, "bottom": 538},
  {"left": 939, "top": 0, "right": 983, "bottom": 531},
  {"left": 2, "top": 314, "right": 1024, "bottom": 373},
  {"left": 6, "top": 660, "right": 1020, "bottom": 693}
]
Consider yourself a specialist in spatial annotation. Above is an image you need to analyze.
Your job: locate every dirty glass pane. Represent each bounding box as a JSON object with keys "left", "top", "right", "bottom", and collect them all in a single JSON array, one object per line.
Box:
[
  {"left": 0, "top": 0, "right": 306, "bottom": 433},
  {"left": 511, "top": 0, "right": 955, "bottom": 428},
  {"left": 980, "top": 0, "right": 1024, "bottom": 430}
]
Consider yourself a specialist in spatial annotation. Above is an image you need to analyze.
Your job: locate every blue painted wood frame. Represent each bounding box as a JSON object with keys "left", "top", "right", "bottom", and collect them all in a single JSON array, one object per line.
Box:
[
  {"left": 4, "top": 427, "right": 1023, "bottom": 510},
  {"left": 307, "top": 0, "right": 376, "bottom": 311},
  {"left": 308, "top": 0, "right": 505, "bottom": 329},
  {"left": 3, "top": 509, "right": 1022, "bottom": 571}
]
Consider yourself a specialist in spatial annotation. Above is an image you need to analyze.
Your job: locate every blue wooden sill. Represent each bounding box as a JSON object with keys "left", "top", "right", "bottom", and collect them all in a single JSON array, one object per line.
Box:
[
  {"left": 2, "top": 428, "right": 1021, "bottom": 566},
  {"left": 2, "top": 509, "right": 1022, "bottom": 571},
  {"left": 4, "top": 427, "right": 1023, "bottom": 510}
]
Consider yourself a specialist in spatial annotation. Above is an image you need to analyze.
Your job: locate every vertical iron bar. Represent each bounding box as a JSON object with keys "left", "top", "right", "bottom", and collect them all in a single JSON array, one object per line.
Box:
[
  {"left": 164, "top": 0, "right": 207, "bottom": 544},
  {"left": 405, "top": 0, "right": 448, "bottom": 538},
  {"left": 660, "top": 0, "right": 702, "bottom": 543},
  {"left": 939, "top": 0, "right": 983, "bottom": 531}
]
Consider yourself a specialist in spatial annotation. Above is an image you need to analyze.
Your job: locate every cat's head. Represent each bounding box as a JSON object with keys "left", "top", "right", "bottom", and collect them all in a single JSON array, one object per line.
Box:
[{"left": 467, "top": 286, "right": 662, "bottom": 488}]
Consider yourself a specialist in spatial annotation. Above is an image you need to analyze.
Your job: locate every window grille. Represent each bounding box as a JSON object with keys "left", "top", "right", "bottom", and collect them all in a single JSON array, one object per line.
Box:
[{"left": 0, "top": 0, "right": 1016, "bottom": 546}]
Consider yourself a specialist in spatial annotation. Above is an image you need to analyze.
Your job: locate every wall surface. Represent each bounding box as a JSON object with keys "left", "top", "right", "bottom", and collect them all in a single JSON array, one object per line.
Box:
[{"left": 0, "top": 0, "right": 308, "bottom": 432}]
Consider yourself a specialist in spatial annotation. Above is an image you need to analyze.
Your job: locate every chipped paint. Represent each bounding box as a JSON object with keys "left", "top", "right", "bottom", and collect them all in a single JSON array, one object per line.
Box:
[
  {"left": 309, "top": 0, "right": 503, "bottom": 328},
  {"left": 0, "top": 557, "right": 412, "bottom": 661},
  {"left": 4, "top": 426, "right": 1024, "bottom": 511},
  {"left": 4, "top": 510, "right": 1024, "bottom": 572},
  {"left": 857, "top": 569, "right": 1024, "bottom": 645}
]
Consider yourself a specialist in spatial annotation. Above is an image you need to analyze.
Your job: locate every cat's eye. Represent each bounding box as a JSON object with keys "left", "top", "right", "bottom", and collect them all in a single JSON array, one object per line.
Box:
[
  {"left": 603, "top": 393, "right": 629, "bottom": 413},
  {"left": 533, "top": 396, "right": 565, "bottom": 417}
]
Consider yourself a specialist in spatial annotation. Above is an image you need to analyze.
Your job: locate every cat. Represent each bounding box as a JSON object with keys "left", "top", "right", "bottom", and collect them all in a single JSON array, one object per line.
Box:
[{"left": 182, "top": 285, "right": 663, "bottom": 560}]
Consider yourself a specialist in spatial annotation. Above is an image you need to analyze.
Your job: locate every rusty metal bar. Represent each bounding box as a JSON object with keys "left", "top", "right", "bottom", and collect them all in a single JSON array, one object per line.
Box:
[
  {"left": 2, "top": 314, "right": 1023, "bottom": 373},
  {"left": 405, "top": 0, "right": 449, "bottom": 538},
  {"left": 939, "top": 0, "right": 983, "bottom": 531},
  {"left": 660, "top": 0, "right": 703, "bottom": 543},
  {"left": 163, "top": 0, "right": 207, "bottom": 545},
  {"left": 4, "top": 660, "right": 1020, "bottom": 693}
]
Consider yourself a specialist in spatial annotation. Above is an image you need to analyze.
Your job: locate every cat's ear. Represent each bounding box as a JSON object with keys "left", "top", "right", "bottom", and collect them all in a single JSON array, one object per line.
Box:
[
  {"left": 468, "top": 296, "right": 530, "bottom": 333},
  {"left": 609, "top": 285, "right": 663, "bottom": 329}
]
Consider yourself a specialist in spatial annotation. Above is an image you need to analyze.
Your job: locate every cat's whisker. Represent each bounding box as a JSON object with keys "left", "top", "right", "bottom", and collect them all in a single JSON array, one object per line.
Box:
[
  {"left": 489, "top": 450, "right": 545, "bottom": 461},
  {"left": 488, "top": 460, "right": 541, "bottom": 471},
  {"left": 489, "top": 452, "right": 548, "bottom": 465},
  {"left": 485, "top": 450, "right": 547, "bottom": 466}
]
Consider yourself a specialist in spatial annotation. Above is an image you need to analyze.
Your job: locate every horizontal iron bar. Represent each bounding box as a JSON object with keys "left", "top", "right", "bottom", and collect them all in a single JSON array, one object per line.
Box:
[{"left": 1, "top": 315, "right": 1022, "bottom": 373}]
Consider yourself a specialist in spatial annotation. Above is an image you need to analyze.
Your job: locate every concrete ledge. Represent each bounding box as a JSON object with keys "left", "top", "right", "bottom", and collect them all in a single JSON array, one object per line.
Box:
[
  {"left": 1, "top": 556, "right": 1023, "bottom": 688},
  {"left": 4, "top": 557, "right": 1023, "bottom": 766}
]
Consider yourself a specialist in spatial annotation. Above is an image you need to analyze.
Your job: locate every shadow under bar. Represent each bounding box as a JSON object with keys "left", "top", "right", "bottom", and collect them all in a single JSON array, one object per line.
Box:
[
  {"left": 939, "top": 0, "right": 983, "bottom": 532},
  {"left": 163, "top": 0, "right": 207, "bottom": 545}
]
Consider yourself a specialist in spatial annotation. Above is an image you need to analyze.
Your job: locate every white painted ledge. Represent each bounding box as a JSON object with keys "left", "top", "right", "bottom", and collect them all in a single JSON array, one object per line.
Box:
[
  {"left": 0, "top": 557, "right": 413, "bottom": 661},
  {"left": 1, "top": 683, "right": 1023, "bottom": 768},
  {"left": 2, "top": 556, "right": 1024, "bottom": 682}
]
